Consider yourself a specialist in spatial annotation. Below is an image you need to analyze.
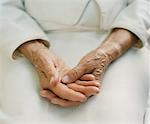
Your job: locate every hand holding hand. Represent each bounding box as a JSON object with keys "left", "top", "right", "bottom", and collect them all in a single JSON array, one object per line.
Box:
[
  {"left": 18, "top": 41, "right": 86, "bottom": 101},
  {"left": 38, "top": 54, "right": 100, "bottom": 107},
  {"left": 18, "top": 40, "right": 100, "bottom": 107}
]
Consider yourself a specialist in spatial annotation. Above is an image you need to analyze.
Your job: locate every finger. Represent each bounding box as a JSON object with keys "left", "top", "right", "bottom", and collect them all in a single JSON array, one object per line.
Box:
[
  {"left": 51, "top": 98, "right": 80, "bottom": 107},
  {"left": 38, "top": 52, "right": 60, "bottom": 85},
  {"left": 40, "top": 68, "right": 87, "bottom": 102},
  {"left": 38, "top": 69, "right": 59, "bottom": 89},
  {"left": 53, "top": 65, "right": 70, "bottom": 86},
  {"left": 40, "top": 90, "right": 57, "bottom": 101},
  {"left": 80, "top": 74, "right": 95, "bottom": 81},
  {"left": 67, "top": 83, "right": 100, "bottom": 97},
  {"left": 57, "top": 66, "right": 70, "bottom": 82},
  {"left": 62, "top": 65, "right": 86, "bottom": 83},
  {"left": 38, "top": 69, "right": 49, "bottom": 89},
  {"left": 76, "top": 80, "right": 100, "bottom": 87},
  {"left": 39, "top": 64, "right": 59, "bottom": 87},
  {"left": 59, "top": 67, "right": 70, "bottom": 78},
  {"left": 50, "top": 82, "right": 87, "bottom": 102}
]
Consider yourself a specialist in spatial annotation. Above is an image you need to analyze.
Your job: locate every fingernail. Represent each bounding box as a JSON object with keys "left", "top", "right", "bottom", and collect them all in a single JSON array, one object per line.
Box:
[
  {"left": 51, "top": 99, "right": 57, "bottom": 104},
  {"left": 62, "top": 75, "right": 70, "bottom": 83},
  {"left": 81, "top": 97, "right": 87, "bottom": 102},
  {"left": 79, "top": 95, "right": 87, "bottom": 102},
  {"left": 40, "top": 91, "right": 47, "bottom": 97},
  {"left": 96, "top": 83, "right": 100, "bottom": 87}
]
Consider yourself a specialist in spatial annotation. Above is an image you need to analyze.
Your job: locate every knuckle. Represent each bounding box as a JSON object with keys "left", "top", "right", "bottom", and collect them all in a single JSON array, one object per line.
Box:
[
  {"left": 93, "top": 68, "right": 104, "bottom": 81},
  {"left": 93, "top": 69, "right": 101, "bottom": 77},
  {"left": 70, "top": 68, "right": 80, "bottom": 80}
]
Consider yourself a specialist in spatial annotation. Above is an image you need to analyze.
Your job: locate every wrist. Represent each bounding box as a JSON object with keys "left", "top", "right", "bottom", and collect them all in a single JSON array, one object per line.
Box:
[
  {"left": 19, "top": 40, "right": 46, "bottom": 53},
  {"left": 97, "top": 44, "right": 122, "bottom": 62},
  {"left": 18, "top": 40, "right": 48, "bottom": 63},
  {"left": 98, "top": 28, "right": 138, "bottom": 61}
]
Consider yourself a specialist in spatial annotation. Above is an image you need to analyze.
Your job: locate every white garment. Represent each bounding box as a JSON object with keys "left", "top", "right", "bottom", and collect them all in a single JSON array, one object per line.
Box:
[
  {"left": 0, "top": 0, "right": 150, "bottom": 124},
  {"left": 0, "top": 0, "right": 150, "bottom": 59},
  {"left": 0, "top": 31, "right": 149, "bottom": 124}
]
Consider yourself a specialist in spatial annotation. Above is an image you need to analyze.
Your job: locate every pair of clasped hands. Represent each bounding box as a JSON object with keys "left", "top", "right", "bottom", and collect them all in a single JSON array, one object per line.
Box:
[
  {"left": 18, "top": 40, "right": 111, "bottom": 107},
  {"left": 18, "top": 29, "right": 135, "bottom": 107}
]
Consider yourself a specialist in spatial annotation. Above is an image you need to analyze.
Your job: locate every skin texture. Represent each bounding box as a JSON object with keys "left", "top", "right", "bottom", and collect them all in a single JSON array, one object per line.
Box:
[
  {"left": 40, "top": 74, "right": 100, "bottom": 107},
  {"left": 62, "top": 28, "right": 138, "bottom": 85},
  {"left": 18, "top": 41, "right": 100, "bottom": 107},
  {"left": 18, "top": 28, "right": 138, "bottom": 107}
]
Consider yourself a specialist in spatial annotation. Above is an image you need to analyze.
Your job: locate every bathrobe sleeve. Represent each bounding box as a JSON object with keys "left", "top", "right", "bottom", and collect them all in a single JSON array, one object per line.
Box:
[
  {"left": 0, "top": 0, "right": 50, "bottom": 59},
  {"left": 111, "top": 0, "right": 150, "bottom": 48}
]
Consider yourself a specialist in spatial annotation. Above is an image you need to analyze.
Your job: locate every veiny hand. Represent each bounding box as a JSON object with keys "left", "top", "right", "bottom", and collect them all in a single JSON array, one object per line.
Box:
[
  {"left": 62, "top": 48, "right": 111, "bottom": 84},
  {"left": 18, "top": 41, "right": 87, "bottom": 102},
  {"left": 38, "top": 54, "right": 100, "bottom": 107},
  {"left": 62, "top": 28, "right": 138, "bottom": 84},
  {"left": 18, "top": 40, "right": 100, "bottom": 107}
]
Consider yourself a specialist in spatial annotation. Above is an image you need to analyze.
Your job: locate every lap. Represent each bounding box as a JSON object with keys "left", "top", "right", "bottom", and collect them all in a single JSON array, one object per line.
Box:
[
  {"left": 49, "top": 31, "right": 148, "bottom": 123},
  {"left": 92, "top": 47, "right": 149, "bottom": 124},
  {"left": 0, "top": 32, "right": 149, "bottom": 124}
]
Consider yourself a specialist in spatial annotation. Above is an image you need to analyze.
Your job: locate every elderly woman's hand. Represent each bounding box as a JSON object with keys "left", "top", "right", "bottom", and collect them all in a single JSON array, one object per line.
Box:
[
  {"left": 62, "top": 48, "right": 111, "bottom": 83},
  {"left": 40, "top": 74, "right": 100, "bottom": 107},
  {"left": 62, "top": 28, "right": 138, "bottom": 85},
  {"left": 37, "top": 53, "right": 100, "bottom": 107},
  {"left": 18, "top": 41, "right": 87, "bottom": 102},
  {"left": 18, "top": 40, "right": 100, "bottom": 107}
]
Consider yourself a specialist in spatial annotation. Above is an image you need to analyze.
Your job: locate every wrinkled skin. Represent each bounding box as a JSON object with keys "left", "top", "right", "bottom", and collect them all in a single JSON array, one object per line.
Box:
[
  {"left": 62, "top": 28, "right": 138, "bottom": 85},
  {"left": 18, "top": 41, "right": 100, "bottom": 107},
  {"left": 18, "top": 28, "right": 138, "bottom": 107}
]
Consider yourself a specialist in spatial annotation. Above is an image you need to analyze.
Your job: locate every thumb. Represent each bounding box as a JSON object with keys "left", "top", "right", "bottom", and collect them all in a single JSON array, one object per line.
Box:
[{"left": 62, "top": 65, "right": 86, "bottom": 83}]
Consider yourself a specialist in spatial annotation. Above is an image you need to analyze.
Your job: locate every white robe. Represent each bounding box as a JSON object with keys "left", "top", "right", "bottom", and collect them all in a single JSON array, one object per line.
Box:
[{"left": 0, "top": 0, "right": 150, "bottom": 124}]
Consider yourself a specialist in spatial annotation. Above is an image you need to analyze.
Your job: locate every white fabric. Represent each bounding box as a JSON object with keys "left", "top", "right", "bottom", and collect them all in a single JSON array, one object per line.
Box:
[
  {"left": 0, "top": 0, "right": 150, "bottom": 124},
  {"left": 0, "top": 0, "right": 50, "bottom": 59},
  {"left": 0, "top": 0, "right": 150, "bottom": 59},
  {"left": 144, "top": 48, "right": 150, "bottom": 124},
  {"left": 0, "top": 31, "right": 149, "bottom": 124}
]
